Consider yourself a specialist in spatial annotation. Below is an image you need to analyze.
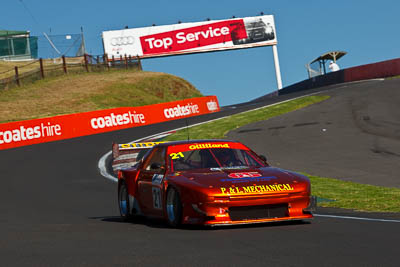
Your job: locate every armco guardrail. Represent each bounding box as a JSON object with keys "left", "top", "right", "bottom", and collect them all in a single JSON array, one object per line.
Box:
[
  {"left": 278, "top": 57, "right": 400, "bottom": 95},
  {"left": 0, "top": 96, "right": 220, "bottom": 150}
]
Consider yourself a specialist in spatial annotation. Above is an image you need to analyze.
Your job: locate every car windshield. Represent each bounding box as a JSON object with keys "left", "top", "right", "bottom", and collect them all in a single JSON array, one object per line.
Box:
[{"left": 169, "top": 147, "right": 263, "bottom": 171}]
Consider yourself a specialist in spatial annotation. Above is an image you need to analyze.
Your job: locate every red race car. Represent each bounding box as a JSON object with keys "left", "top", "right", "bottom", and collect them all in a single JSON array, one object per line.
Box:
[{"left": 113, "top": 140, "right": 316, "bottom": 227}]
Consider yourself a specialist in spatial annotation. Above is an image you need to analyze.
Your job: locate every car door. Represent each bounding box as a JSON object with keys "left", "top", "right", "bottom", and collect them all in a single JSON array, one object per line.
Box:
[{"left": 137, "top": 147, "right": 166, "bottom": 216}]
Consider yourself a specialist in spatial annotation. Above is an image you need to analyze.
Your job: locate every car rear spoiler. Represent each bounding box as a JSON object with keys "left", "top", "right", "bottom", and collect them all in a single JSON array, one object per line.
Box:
[{"left": 111, "top": 141, "right": 167, "bottom": 174}]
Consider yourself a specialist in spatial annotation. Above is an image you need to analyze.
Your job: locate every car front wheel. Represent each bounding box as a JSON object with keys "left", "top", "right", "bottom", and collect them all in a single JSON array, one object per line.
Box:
[
  {"left": 118, "top": 181, "right": 133, "bottom": 221},
  {"left": 166, "top": 187, "right": 182, "bottom": 227}
]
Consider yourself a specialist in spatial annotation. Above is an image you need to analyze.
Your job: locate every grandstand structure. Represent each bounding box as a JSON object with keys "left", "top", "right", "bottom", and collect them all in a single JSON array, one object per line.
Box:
[
  {"left": 306, "top": 51, "right": 347, "bottom": 78},
  {"left": 0, "top": 30, "right": 37, "bottom": 60}
]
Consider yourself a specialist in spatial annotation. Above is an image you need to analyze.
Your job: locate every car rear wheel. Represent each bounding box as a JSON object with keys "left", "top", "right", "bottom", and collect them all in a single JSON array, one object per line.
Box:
[
  {"left": 166, "top": 187, "right": 182, "bottom": 227},
  {"left": 118, "top": 181, "right": 133, "bottom": 221}
]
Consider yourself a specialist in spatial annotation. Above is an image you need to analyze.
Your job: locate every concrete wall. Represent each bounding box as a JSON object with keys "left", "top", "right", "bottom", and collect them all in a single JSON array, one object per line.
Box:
[{"left": 278, "top": 57, "right": 400, "bottom": 96}]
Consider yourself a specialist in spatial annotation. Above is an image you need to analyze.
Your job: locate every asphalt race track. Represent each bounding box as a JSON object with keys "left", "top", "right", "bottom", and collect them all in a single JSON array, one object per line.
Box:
[
  {"left": 1, "top": 79, "right": 399, "bottom": 266},
  {"left": 229, "top": 78, "right": 400, "bottom": 188}
]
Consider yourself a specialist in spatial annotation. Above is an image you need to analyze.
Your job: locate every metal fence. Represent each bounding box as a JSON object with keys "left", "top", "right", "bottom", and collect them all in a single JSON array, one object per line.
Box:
[
  {"left": 37, "top": 33, "right": 85, "bottom": 59},
  {"left": 0, "top": 33, "right": 85, "bottom": 60},
  {"left": 0, "top": 54, "right": 142, "bottom": 90}
]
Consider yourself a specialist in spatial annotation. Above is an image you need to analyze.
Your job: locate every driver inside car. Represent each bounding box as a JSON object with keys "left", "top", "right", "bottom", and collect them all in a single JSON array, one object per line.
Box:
[{"left": 215, "top": 149, "right": 239, "bottom": 167}]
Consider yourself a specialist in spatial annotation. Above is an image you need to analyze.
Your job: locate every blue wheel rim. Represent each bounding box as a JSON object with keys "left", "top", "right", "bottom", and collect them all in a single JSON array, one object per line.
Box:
[
  {"left": 167, "top": 189, "right": 176, "bottom": 222},
  {"left": 119, "top": 185, "right": 128, "bottom": 216}
]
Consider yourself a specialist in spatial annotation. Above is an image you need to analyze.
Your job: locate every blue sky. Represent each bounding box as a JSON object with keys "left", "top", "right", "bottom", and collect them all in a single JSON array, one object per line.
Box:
[{"left": 2, "top": 0, "right": 400, "bottom": 105}]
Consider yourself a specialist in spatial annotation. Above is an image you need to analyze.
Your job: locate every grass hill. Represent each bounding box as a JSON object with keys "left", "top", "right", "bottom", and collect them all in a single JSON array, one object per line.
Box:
[{"left": 0, "top": 69, "right": 203, "bottom": 123}]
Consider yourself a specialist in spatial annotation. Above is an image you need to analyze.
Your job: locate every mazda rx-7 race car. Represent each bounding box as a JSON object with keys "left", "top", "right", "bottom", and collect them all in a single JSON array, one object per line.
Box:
[{"left": 113, "top": 140, "right": 316, "bottom": 227}]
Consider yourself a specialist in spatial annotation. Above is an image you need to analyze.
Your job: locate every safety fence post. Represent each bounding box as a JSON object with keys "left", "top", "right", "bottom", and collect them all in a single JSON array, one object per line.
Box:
[
  {"left": 14, "top": 66, "right": 20, "bottom": 87},
  {"left": 111, "top": 55, "right": 115, "bottom": 67},
  {"left": 104, "top": 54, "right": 110, "bottom": 70},
  {"left": 84, "top": 54, "right": 89, "bottom": 72},
  {"left": 39, "top": 58, "right": 45, "bottom": 79},
  {"left": 124, "top": 54, "right": 128, "bottom": 69},
  {"left": 62, "top": 56, "right": 67, "bottom": 74},
  {"left": 137, "top": 56, "right": 142, "bottom": 71}
]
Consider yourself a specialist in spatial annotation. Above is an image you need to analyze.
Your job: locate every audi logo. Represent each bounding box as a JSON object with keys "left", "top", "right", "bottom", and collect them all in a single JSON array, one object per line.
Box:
[{"left": 110, "top": 36, "right": 134, "bottom": 46}]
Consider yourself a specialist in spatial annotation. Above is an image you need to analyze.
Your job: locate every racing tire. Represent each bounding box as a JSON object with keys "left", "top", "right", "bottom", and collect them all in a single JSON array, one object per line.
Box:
[
  {"left": 165, "top": 187, "right": 183, "bottom": 227},
  {"left": 118, "top": 181, "right": 133, "bottom": 222}
]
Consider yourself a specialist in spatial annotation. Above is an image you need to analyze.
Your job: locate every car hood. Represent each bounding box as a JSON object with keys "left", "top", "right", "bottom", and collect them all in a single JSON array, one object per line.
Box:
[{"left": 167, "top": 167, "right": 309, "bottom": 195}]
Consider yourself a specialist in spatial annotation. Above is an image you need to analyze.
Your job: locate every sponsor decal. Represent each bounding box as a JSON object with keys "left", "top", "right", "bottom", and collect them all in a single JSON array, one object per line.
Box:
[
  {"left": 119, "top": 142, "right": 166, "bottom": 150},
  {"left": 90, "top": 111, "right": 145, "bottom": 130},
  {"left": 0, "top": 96, "right": 219, "bottom": 150},
  {"left": 206, "top": 100, "right": 219, "bottom": 112},
  {"left": 228, "top": 172, "right": 261, "bottom": 178},
  {"left": 0, "top": 122, "right": 61, "bottom": 145},
  {"left": 163, "top": 103, "right": 199, "bottom": 119},
  {"left": 152, "top": 187, "right": 162, "bottom": 209},
  {"left": 189, "top": 143, "right": 230, "bottom": 150},
  {"left": 111, "top": 36, "right": 134, "bottom": 46},
  {"left": 221, "top": 176, "right": 277, "bottom": 184},
  {"left": 220, "top": 183, "right": 294, "bottom": 195},
  {"left": 169, "top": 152, "right": 184, "bottom": 159},
  {"left": 140, "top": 20, "right": 247, "bottom": 55},
  {"left": 210, "top": 166, "right": 248, "bottom": 171},
  {"left": 152, "top": 174, "right": 164, "bottom": 185}
]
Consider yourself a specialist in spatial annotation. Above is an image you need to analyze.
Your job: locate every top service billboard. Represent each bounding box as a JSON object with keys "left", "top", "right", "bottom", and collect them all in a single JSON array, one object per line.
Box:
[{"left": 102, "top": 15, "right": 277, "bottom": 58}]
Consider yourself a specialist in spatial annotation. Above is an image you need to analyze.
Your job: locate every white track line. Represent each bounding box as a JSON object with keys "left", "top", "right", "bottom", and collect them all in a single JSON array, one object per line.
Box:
[
  {"left": 314, "top": 214, "right": 400, "bottom": 223},
  {"left": 98, "top": 151, "right": 116, "bottom": 182}
]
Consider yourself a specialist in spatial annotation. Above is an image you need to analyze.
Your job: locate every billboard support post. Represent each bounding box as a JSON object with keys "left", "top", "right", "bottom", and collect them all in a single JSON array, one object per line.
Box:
[{"left": 272, "top": 45, "right": 283, "bottom": 90}]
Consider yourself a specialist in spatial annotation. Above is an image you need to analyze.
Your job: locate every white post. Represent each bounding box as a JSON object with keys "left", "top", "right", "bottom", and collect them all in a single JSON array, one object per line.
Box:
[{"left": 272, "top": 44, "right": 283, "bottom": 90}]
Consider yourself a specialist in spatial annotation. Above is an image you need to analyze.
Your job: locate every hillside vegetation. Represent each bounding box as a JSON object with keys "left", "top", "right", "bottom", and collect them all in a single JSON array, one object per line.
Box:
[{"left": 0, "top": 70, "right": 202, "bottom": 123}]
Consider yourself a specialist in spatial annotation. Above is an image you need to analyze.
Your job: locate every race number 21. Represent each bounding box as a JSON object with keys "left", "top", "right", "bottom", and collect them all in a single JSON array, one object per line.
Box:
[{"left": 169, "top": 152, "right": 184, "bottom": 159}]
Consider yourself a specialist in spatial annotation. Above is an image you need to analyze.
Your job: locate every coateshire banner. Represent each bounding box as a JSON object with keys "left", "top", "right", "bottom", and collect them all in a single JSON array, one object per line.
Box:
[
  {"left": 102, "top": 15, "right": 276, "bottom": 58},
  {"left": 0, "top": 96, "right": 220, "bottom": 150}
]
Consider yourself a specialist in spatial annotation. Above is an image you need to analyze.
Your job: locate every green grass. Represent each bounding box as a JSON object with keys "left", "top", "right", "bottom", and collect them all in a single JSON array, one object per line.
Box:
[
  {"left": 165, "top": 95, "right": 330, "bottom": 141},
  {"left": 164, "top": 94, "right": 400, "bottom": 213},
  {"left": 387, "top": 75, "right": 400, "bottom": 80},
  {"left": 309, "top": 174, "right": 400, "bottom": 213},
  {"left": 0, "top": 57, "right": 85, "bottom": 79},
  {"left": 0, "top": 70, "right": 202, "bottom": 123},
  {"left": 89, "top": 74, "right": 202, "bottom": 109}
]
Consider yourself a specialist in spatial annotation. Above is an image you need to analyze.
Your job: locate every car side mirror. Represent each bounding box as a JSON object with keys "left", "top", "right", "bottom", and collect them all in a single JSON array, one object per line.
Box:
[
  {"left": 150, "top": 162, "right": 163, "bottom": 170},
  {"left": 259, "top": 155, "right": 267, "bottom": 162}
]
